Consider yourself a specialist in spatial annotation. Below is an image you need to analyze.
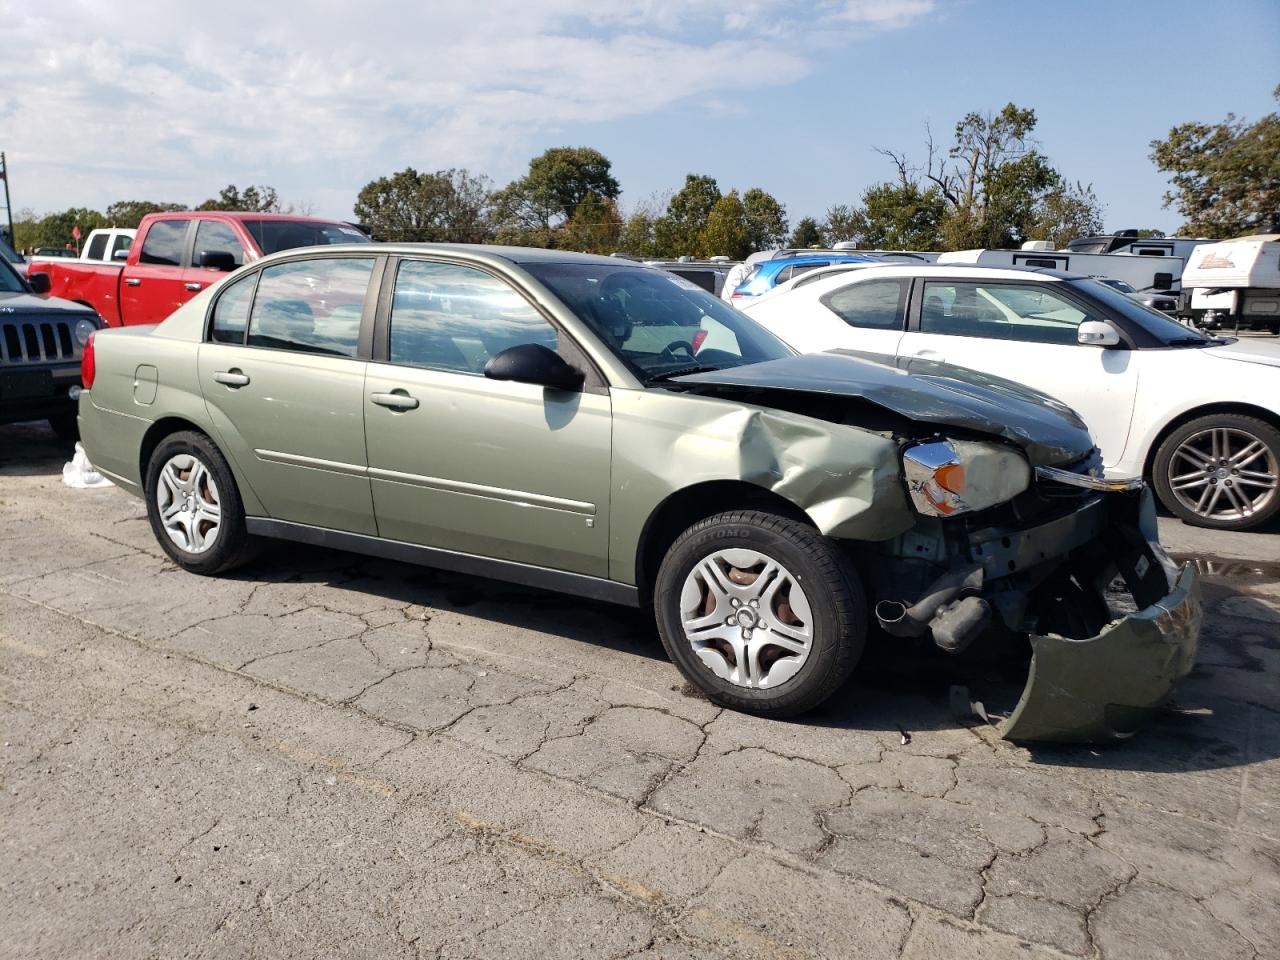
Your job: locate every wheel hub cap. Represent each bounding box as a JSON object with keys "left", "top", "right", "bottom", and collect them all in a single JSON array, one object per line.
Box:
[
  {"left": 679, "top": 547, "right": 814, "bottom": 690},
  {"left": 156, "top": 453, "right": 222, "bottom": 554}
]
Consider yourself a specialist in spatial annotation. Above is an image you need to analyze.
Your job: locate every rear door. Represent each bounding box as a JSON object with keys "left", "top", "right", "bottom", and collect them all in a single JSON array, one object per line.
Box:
[
  {"left": 120, "top": 219, "right": 193, "bottom": 325},
  {"left": 897, "top": 278, "right": 1141, "bottom": 468},
  {"left": 198, "top": 254, "right": 380, "bottom": 533},
  {"left": 363, "top": 256, "right": 612, "bottom": 576}
]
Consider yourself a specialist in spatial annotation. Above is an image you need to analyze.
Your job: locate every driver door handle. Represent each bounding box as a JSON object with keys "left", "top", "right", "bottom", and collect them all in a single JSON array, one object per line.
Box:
[
  {"left": 124, "top": 278, "right": 142, "bottom": 287},
  {"left": 370, "top": 391, "right": 419, "bottom": 411},
  {"left": 184, "top": 282, "right": 203, "bottom": 292},
  {"left": 213, "top": 370, "right": 250, "bottom": 387}
]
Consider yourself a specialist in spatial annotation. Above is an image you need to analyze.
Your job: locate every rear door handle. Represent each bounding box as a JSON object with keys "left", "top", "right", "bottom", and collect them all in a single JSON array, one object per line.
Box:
[
  {"left": 370, "top": 391, "right": 419, "bottom": 411},
  {"left": 184, "top": 282, "right": 203, "bottom": 292},
  {"left": 213, "top": 370, "right": 250, "bottom": 387},
  {"left": 124, "top": 278, "right": 142, "bottom": 287}
]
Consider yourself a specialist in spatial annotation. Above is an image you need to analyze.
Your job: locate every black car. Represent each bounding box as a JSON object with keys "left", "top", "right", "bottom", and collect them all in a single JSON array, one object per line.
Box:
[{"left": 0, "top": 252, "right": 102, "bottom": 441}]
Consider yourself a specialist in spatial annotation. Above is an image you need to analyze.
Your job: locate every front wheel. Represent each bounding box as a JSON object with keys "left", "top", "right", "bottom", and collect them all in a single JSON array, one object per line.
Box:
[
  {"left": 144, "top": 430, "right": 256, "bottom": 574},
  {"left": 1152, "top": 414, "right": 1280, "bottom": 530},
  {"left": 653, "top": 510, "right": 866, "bottom": 717}
]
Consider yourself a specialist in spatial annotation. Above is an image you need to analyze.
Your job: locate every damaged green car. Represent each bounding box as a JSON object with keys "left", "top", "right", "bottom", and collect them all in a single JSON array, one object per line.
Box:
[{"left": 77, "top": 245, "right": 1202, "bottom": 742}]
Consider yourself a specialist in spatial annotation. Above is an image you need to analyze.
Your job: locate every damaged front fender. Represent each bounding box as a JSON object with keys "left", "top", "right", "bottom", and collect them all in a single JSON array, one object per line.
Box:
[{"left": 1001, "top": 563, "right": 1202, "bottom": 743}]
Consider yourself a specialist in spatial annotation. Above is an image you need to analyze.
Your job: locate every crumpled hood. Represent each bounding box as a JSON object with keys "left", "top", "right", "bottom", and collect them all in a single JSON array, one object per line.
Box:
[
  {"left": 674, "top": 350, "right": 1095, "bottom": 467},
  {"left": 0, "top": 290, "right": 98, "bottom": 317},
  {"left": 1200, "top": 337, "right": 1280, "bottom": 368}
]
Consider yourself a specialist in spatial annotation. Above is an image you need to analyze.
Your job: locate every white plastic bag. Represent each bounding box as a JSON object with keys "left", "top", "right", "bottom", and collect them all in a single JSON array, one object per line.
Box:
[{"left": 62, "top": 442, "right": 114, "bottom": 489}]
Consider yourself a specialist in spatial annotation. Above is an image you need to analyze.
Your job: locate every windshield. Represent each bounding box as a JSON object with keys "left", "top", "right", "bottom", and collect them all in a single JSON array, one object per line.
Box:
[
  {"left": 1070, "top": 278, "right": 1210, "bottom": 345},
  {"left": 242, "top": 220, "right": 371, "bottom": 255},
  {"left": 0, "top": 258, "right": 25, "bottom": 293},
  {"left": 525, "top": 262, "right": 794, "bottom": 380}
]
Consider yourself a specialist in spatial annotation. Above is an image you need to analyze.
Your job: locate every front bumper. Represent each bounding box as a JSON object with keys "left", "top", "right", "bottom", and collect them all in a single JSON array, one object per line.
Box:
[{"left": 1000, "top": 561, "right": 1202, "bottom": 742}]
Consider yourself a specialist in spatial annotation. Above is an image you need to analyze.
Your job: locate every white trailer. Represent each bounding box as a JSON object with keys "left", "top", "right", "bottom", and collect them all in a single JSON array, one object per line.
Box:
[
  {"left": 937, "top": 247, "right": 1186, "bottom": 293},
  {"left": 1180, "top": 234, "right": 1280, "bottom": 333}
]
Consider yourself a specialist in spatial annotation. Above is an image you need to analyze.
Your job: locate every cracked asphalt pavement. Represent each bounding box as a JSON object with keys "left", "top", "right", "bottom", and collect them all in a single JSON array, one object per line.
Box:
[{"left": 3, "top": 421, "right": 1279, "bottom": 960}]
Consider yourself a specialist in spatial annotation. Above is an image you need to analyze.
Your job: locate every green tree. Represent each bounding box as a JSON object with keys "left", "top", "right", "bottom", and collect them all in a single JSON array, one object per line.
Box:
[
  {"left": 654, "top": 174, "right": 721, "bottom": 257},
  {"left": 27, "top": 207, "right": 106, "bottom": 250},
  {"left": 353, "top": 167, "right": 491, "bottom": 242},
  {"left": 742, "top": 188, "right": 788, "bottom": 251},
  {"left": 860, "top": 182, "right": 948, "bottom": 249},
  {"left": 1025, "top": 181, "right": 1106, "bottom": 249},
  {"left": 104, "top": 200, "right": 188, "bottom": 228},
  {"left": 491, "top": 147, "right": 621, "bottom": 245},
  {"left": 790, "top": 216, "right": 823, "bottom": 247},
  {"left": 198, "top": 184, "right": 281, "bottom": 212},
  {"left": 559, "top": 192, "right": 624, "bottom": 253},
  {"left": 700, "top": 191, "right": 752, "bottom": 259},
  {"left": 819, "top": 205, "right": 865, "bottom": 246},
  {"left": 620, "top": 210, "right": 658, "bottom": 258},
  {"left": 1150, "top": 87, "right": 1280, "bottom": 235}
]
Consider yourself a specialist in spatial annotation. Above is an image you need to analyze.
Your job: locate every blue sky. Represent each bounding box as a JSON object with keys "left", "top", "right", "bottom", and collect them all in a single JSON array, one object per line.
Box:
[{"left": 2, "top": 0, "right": 1276, "bottom": 237}]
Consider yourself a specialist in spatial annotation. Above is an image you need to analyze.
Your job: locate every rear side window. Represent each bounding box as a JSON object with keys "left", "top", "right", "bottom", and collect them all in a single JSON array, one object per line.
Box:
[
  {"left": 209, "top": 273, "right": 258, "bottom": 344},
  {"left": 193, "top": 221, "right": 246, "bottom": 267},
  {"left": 389, "top": 260, "right": 556, "bottom": 374},
  {"left": 138, "top": 220, "right": 190, "bottom": 266},
  {"left": 85, "top": 233, "right": 109, "bottom": 261},
  {"left": 823, "top": 279, "right": 907, "bottom": 329},
  {"left": 247, "top": 258, "right": 374, "bottom": 358}
]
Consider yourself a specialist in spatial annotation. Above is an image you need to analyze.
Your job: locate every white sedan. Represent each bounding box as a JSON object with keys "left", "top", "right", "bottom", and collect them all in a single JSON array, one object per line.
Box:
[{"left": 741, "top": 263, "right": 1280, "bottom": 530}]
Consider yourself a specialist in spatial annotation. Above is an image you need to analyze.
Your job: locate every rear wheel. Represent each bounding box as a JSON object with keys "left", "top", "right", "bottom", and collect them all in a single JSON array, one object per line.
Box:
[
  {"left": 1152, "top": 414, "right": 1280, "bottom": 530},
  {"left": 144, "top": 431, "right": 256, "bottom": 574},
  {"left": 47, "top": 412, "right": 79, "bottom": 444},
  {"left": 653, "top": 510, "right": 866, "bottom": 717}
]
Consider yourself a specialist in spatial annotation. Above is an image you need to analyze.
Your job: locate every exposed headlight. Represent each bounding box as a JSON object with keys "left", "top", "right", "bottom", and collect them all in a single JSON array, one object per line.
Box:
[
  {"left": 903, "top": 439, "right": 1031, "bottom": 517},
  {"left": 74, "top": 317, "right": 97, "bottom": 346}
]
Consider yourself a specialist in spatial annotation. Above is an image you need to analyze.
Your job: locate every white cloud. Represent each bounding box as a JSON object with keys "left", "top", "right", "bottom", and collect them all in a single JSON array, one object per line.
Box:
[{"left": 0, "top": 0, "right": 934, "bottom": 218}]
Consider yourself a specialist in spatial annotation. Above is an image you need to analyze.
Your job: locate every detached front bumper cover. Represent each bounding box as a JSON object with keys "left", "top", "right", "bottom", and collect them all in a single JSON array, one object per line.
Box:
[{"left": 1001, "top": 563, "right": 1202, "bottom": 743}]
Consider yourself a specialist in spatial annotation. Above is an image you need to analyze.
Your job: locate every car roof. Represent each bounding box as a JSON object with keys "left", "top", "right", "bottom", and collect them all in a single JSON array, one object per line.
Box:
[
  {"left": 253, "top": 242, "right": 642, "bottom": 270},
  {"left": 758, "top": 262, "right": 1088, "bottom": 300},
  {"left": 763, "top": 253, "right": 876, "bottom": 268}
]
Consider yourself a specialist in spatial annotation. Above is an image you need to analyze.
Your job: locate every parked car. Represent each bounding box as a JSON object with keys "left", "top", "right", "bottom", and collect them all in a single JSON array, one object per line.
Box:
[
  {"left": 742, "top": 263, "right": 1280, "bottom": 530},
  {"left": 30, "top": 246, "right": 79, "bottom": 260},
  {"left": 78, "top": 244, "right": 1201, "bottom": 741},
  {"left": 31, "top": 211, "right": 369, "bottom": 327},
  {"left": 643, "top": 257, "right": 736, "bottom": 296},
  {"left": 0, "top": 253, "right": 102, "bottom": 440},
  {"left": 727, "top": 253, "right": 877, "bottom": 305},
  {"left": 1096, "top": 278, "right": 1180, "bottom": 315}
]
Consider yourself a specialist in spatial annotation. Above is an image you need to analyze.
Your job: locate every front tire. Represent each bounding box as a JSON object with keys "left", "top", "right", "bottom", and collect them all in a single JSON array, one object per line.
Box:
[
  {"left": 1152, "top": 414, "right": 1280, "bottom": 530},
  {"left": 653, "top": 510, "right": 866, "bottom": 717},
  {"left": 144, "top": 430, "right": 255, "bottom": 574},
  {"left": 47, "top": 412, "right": 79, "bottom": 445}
]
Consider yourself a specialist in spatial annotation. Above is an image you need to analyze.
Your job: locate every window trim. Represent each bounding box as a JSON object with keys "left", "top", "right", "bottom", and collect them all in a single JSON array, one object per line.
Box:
[
  {"left": 818, "top": 277, "right": 910, "bottom": 331},
  {"left": 203, "top": 251, "right": 386, "bottom": 360},
  {"left": 906, "top": 277, "right": 1137, "bottom": 349},
  {"left": 373, "top": 254, "right": 608, "bottom": 393}
]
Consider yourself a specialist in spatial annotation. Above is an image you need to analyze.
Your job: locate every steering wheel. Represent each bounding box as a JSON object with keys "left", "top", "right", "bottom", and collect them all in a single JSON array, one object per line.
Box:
[{"left": 660, "top": 341, "right": 697, "bottom": 361}]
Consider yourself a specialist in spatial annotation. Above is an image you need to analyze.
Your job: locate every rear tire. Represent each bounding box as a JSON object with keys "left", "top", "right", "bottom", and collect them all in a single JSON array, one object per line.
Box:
[
  {"left": 144, "top": 430, "right": 256, "bottom": 574},
  {"left": 1152, "top": 413, "right": 1280, "bottom": 530},
  {"left": 47, "top": 412, "right": 79, "bottom": 444},
  {"left": 653, "top": 510, "right": 866, "bottom": 717}
]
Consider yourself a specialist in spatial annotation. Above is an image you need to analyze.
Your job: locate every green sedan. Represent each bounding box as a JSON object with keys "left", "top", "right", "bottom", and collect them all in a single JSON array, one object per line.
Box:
[{"left": 77, "top": 244, "right": 1201, "bottom": 741}]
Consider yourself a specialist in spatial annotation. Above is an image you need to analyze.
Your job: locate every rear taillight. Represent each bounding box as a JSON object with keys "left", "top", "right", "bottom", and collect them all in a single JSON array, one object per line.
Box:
[{"left": 81, "top": 331, "right": 96, "bottom": 389}]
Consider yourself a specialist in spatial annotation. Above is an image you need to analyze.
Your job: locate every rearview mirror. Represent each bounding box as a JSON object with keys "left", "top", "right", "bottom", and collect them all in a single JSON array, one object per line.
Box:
[
  {"left": 484, "top": 343, "right": 584, "bottom": 392},
  {"left": 195, "top": 250, "right": 238, "bottom": 272},
  {"left": 1077, "top": 320, "right": 1121, "bottom": 347}
]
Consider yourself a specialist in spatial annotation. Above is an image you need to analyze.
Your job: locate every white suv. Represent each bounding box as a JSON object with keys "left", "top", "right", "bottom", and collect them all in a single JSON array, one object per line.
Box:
[{"left": 742, "top": 263, "right": 1280, "bottom": 530}]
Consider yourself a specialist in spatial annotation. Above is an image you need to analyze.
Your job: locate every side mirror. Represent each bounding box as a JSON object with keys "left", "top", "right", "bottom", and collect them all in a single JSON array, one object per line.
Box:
[
  {"left": 27, "top": 272, "right": 51, "bottom": 295},
  {"left": 1078, "top": 320, "right": 1121, "bottom": 347},
  {"left": 195, "top": 250, "right": 238, "bottom": 272},
  {"left": 484, "top": 343, "right": 584, "bottom": 392},
  {"left": 112, "top": 248, "right": 130, "bottom": 262}
]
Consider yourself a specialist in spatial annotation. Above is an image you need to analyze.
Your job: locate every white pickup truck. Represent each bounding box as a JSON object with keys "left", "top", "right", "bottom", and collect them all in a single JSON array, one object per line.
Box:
[{"left": 72, "top": 228, "right": 137, "bottom": 264}]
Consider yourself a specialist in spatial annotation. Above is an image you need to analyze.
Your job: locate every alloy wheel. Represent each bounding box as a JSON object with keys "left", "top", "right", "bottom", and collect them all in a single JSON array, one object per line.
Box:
[
  {"left": 679, "top": 548, "right": 814, "bottom": 689},
  {"left": 1167, "top": 427, "right": 1279, "bottom": 522},
  {"left": 156, "top": 453, "right": 222, "bottom": 553}
]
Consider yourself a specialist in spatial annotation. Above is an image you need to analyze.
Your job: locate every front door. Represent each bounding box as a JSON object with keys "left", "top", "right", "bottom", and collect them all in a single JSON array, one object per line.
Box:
[
  {"left": 198, "top": 255, "right": 379, "bottom": 533},
  {"left": 364, "top": 258, "right": 612, "bottom": 576},
  {"left": 183, "top": 218, "right": 249, "bottom": 299},
  {"left": 897, "top": 278, "right": 1141, "bottom": 469},
  {"left": 120, "top": 218, "right": 194, "bottom": 325}
]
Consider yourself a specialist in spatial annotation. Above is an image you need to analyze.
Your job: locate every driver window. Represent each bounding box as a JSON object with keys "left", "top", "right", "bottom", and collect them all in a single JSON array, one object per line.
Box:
[
  {"left": 389, "top": 260, "right": 557, "bottom": 374},
  {"left": 920, "top": 281, "right": 1094, "bottom": 345}
]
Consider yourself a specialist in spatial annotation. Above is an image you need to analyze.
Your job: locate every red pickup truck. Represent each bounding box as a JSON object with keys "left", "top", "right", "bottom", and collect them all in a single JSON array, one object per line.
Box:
[{"left": 31, "top": 211, "right": 370, "bottom": 327}]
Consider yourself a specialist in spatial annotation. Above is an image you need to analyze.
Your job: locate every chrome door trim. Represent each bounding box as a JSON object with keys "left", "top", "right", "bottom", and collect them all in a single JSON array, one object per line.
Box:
[{"left": 367, "top": 466, "right": 596, "bottom": 515}]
